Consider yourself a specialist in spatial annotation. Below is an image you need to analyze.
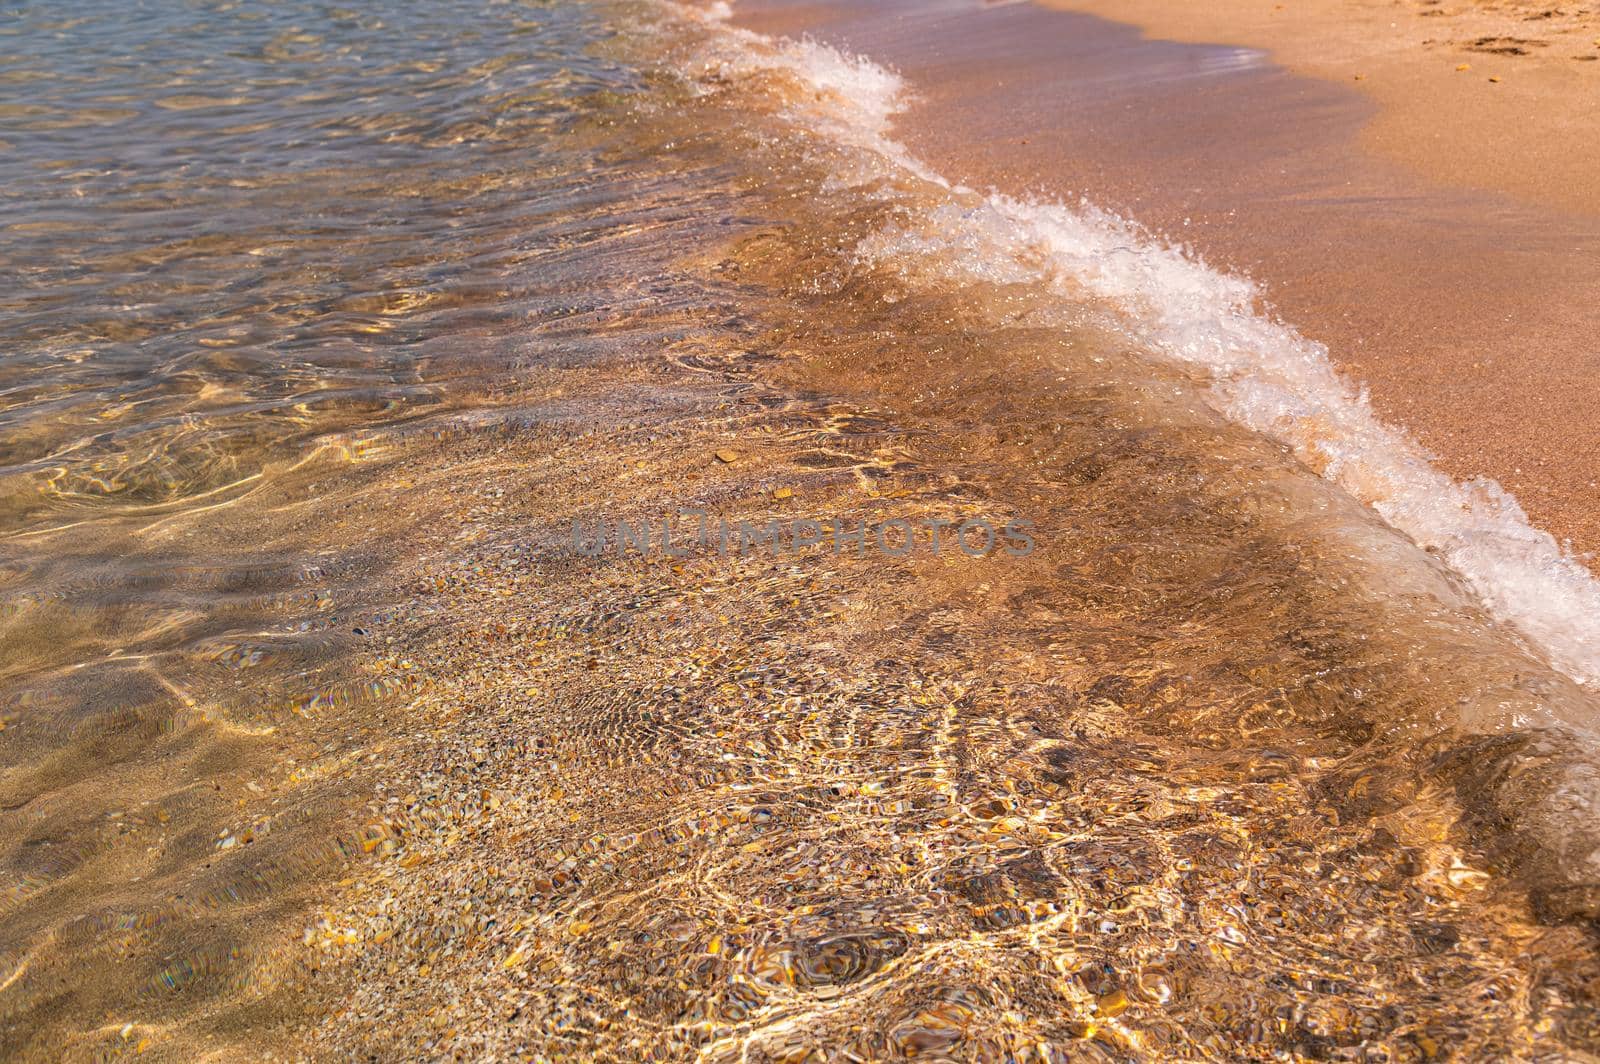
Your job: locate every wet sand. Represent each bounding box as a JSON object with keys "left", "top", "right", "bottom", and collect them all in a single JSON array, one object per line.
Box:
[{"left": 731, "top": 0, "right": 1600, "bottom": 564}]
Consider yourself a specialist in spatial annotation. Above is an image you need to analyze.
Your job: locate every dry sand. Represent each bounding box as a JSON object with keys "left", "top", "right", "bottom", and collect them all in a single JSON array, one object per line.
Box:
[
  {"left": 1039, "top": 0, "right": 1600, "bottom": 218},
  {"left": 732, "top": 0, "right": 1600, "bottom": 563}
]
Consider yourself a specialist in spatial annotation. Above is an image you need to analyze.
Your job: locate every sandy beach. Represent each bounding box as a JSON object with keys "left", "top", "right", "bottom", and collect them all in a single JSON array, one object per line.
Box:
[
  {"left": 8, "top": 0, "right": 1600, "bottom": 1059},
  {"left": 1044, "top": 0, "right": 1600, "bottom": 218},
  {"left": 735, "top": 0, "right": 1600, "bottom": 563}
]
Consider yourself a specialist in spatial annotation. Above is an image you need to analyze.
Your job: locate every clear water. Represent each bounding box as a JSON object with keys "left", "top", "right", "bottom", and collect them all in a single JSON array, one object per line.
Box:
[{"left": 2, "top": 0, "right": 1599, "bottom": 1059}]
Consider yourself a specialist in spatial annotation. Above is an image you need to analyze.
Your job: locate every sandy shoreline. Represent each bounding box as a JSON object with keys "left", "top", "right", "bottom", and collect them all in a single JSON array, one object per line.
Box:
[
  {"left": 1041, "top": 0, "right": 1600, "bottom": 219},
  {"left": 11, "top": 1, "right": 1600, "bottom": 1058},
  {"left": 304, "top": 156, "right": 1600, "bottom": 1059},
  {"left": 733, "top": 0, "right": 1600, "bottom": 564}
]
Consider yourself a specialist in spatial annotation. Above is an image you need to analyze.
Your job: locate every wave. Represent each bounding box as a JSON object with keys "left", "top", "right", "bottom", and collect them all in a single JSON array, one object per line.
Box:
[{"left": 671, "top": 0, "right": 1600, "bottom": 692}]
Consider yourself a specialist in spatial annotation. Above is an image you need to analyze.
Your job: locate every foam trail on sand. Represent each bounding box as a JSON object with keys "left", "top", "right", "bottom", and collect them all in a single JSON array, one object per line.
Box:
[{"left": 674, "top": 0, "right": 1600, "bottom": 690}]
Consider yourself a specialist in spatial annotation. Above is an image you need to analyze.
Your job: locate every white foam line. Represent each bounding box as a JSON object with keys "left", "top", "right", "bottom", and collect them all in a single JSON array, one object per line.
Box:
[{"left": 669, "top": 1, "right": 1600, "bottom": 687}]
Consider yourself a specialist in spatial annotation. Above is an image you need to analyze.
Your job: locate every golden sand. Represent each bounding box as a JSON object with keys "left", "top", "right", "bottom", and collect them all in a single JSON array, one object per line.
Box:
[{"left": 1038, "top": 0, "right": 1600, "bottom": 218}]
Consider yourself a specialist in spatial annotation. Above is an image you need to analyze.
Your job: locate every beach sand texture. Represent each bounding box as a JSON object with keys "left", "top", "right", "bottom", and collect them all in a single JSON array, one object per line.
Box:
[{"left": 1042, "top": 0, "right": 1600, "bottom": 218}]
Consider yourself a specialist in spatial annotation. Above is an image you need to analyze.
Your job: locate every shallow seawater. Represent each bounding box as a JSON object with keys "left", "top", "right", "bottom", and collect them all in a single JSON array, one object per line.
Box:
[{"left": 3, "top": 0, "right": 1600, "bottom": 1060}]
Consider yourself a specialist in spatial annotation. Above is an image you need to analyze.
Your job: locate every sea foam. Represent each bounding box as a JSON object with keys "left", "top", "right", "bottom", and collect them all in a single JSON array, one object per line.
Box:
[{"left": 673, "top": 0, "right": 1600, "bottom": 689}]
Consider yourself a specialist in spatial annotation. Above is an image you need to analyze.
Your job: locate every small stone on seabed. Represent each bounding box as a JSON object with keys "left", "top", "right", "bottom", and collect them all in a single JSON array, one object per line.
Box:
[
  {"left": 714, "top": 450, "right": 739, "bottom": 463},
  {"left": 1096, "top": 990, "right": 1130, "bottom": 1018}
]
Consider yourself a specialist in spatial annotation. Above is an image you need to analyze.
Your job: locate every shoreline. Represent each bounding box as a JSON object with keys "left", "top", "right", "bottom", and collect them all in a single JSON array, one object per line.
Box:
[
  {"left": 307, "top": 9, "right": 1600, "bottom": 1053},
  {"left": 12, "top": 1, "right": 1600, "bottom": 1057},
  {"left": 731, "top": 0, "right": 1600, "bottom": 566},
  {"left": 1038, "top": 0, "right": 1600, "bottom": 220}
]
